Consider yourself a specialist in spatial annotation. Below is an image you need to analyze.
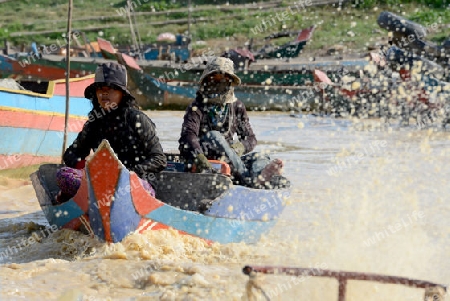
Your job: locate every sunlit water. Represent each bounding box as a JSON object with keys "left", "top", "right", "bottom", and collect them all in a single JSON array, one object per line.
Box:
[{"left": 0, "top": 111, "right": 449, "bottom": 301}]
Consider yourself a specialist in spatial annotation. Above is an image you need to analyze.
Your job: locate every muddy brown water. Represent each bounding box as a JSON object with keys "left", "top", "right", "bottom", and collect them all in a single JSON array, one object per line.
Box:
[{"left": 0, "top": 111, "right": 448, "bottom": 300}]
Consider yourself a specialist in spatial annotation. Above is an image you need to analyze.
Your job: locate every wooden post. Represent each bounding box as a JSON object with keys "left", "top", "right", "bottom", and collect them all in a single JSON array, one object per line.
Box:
[
  {"left": 3, "top": 39, "right": 10, "bottom": 55},
  {"left": 188, "top": 0, "right": 191, "bottom": 37},
  {"left": 72, "top": 31, "right": 88, "bottom": 57},
  {"left": 81, "top": 32, "right": 96, "bottom": 57},
  {"left": 130, "top": 1, "right": 143, "bottom": 59},
  {"left": 126, "top": 0, "right": 140, "bottom": 59},
  {"left": 62, "top": 0, "right": 73, "bottom": 163},
  {"left": 187, "top": 0, "right": 192, "bottom": 58}
]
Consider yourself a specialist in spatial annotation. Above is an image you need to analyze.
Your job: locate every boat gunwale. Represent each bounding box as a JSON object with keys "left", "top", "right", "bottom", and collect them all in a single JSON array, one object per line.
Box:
[
  {"left": 0, "top": 105, "right": 88, "bottom": 119},
  {"left": 0, "top": 74, "right": 95, "bottom": 99}
]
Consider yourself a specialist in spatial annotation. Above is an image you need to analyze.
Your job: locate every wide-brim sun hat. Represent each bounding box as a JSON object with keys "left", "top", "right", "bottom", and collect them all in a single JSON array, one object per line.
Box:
[
  {"left": 199, "top": 57, "right": 241, "bottom": 86},
  {"left": 84, "top": 62, "right": 134, "bottom": 100}
]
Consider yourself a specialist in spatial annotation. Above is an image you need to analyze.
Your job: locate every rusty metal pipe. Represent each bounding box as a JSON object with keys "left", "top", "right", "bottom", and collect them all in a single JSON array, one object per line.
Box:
[{"left": 243, "top": 265, "right": 446, "bottom": 301}]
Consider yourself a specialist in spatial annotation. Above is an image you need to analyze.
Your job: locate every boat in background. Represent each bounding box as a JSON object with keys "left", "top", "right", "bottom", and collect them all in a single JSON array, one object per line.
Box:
[
  {"left": 126, "top": 67, "right": 316, "bottom": 111},
  {"left": 312, "top": 50, "right": 450, "bottom": 126},
  {"left": 97, "top": 36, "right": 368, "bottom": 89},
  {"left": 112, "top": 33, "right": 191, "bottom": 62},
  {"left": 251, "top": 26, "right": 316, "bottom": 59},
  {"left": 0, "top": 53, "right": 93, "bottom": 81},
  {"left": 134, "top": 26, "right": 318, "bottom": 84},
  {"left": 308, "top": 11, "right": 450, "bottom": 125},
  {"left": 377, "top": 11, "right": 450, "bottom": 67},
  {"left": 0, "top": 51, "right": 115, "bottom": 82},
  {"left": 31, "top": 140, "right": 290, "bottom": 244},
  {"left": 0, "top": 75, "right": 94, "bottom": 169},
  {"left": 140, "top": 34, "right": 190, "bottom": 62},
  {"left": 96, "top": 37, "right": 368, "bottom": 111}
]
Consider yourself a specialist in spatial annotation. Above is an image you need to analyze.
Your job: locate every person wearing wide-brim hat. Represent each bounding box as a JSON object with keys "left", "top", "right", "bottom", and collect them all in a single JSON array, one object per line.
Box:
[
  {"left": 55, "top": 62, "right": 167, "bottom": 204},
  {"left": 179, "top": 57, "right": 288, "bottom": 189},
  {"left": 196, "top": 56, "right": 241, "bottom": 105},
  {"left": 84, "top": 62, "right": 136, "bottom": 110}
]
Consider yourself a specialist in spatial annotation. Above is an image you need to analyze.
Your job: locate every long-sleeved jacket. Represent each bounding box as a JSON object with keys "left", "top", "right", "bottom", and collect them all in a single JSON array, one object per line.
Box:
[
  {"left": 63, "top": 107, "right": 167, "bottom": 188},
  {"left": 178, "top": 95, "right": 257, "bottom": 160}
]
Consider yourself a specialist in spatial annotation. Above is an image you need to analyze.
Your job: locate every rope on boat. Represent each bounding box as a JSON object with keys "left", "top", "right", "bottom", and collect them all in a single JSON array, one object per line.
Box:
[
  {"left": 79, "top": 215, "right": 94, "bottom": 238},
  {"left": 242, "top": 265, "right": 447, "bottom": 301},
  {"left": 244, "top": 267, "right": 271, "bottom": 301}
]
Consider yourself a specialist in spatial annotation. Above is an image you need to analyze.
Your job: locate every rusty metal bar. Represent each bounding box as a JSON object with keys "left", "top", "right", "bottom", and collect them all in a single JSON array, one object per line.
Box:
[
  {"left": 243, "top": 265, "right": 446, "bottom": 300},
  {"left": 338, "top": 279, "right": 347, "bottom": 301}
]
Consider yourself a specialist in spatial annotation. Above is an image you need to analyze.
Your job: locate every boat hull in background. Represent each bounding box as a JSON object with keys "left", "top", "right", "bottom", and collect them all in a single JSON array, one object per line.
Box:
[{"left": 0, "top": 75, "right": 94, "bottom": 169}]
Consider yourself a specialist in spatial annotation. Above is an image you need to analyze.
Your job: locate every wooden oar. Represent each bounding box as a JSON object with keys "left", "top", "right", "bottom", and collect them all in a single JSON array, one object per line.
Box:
[{"left": 61, "top": 0, "right": 73, "bottom": 162}]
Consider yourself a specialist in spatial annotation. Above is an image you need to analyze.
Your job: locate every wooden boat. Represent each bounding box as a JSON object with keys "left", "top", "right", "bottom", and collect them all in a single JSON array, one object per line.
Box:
[
  {"left": 377, "top": 11, "right": 450, "bottom": 66},
  {"left": 0, "top": 53, "right": 81, "bottom": 81},
  {"left": 0, "top": 75, "right": 94, "bottom": 169},
  {"left": 141, "top": 44, "right": 190, "bottom": 62},
  {"left": 98, "top": 37, "right": 367, "bottom": 89},
  {"left": 0, "top": 51, "right": 115, "bottom": 82},
  {"left": 95, "top": 37, "right": 371, "bottom": 111},
  {"left": 30, "top": 140, "right": 291, "bottom": 244},
  {"left": 313, "top": 50, "right": 450, "bottom": 125},
  {"left": 375, "top": 12, "right": 450, "bottom": 125},
  {"left": 139, "top": 61, "right": 315, "bottom": 86},
  {"left": 114, "top": 34, "right": 191, "bottom": 62},
  {"left": 127, "top": 67, "right": 317, "bottom": 111},
  {"left": 94, "top": 38, "right": 324, "bottom": 110},
  {"left": 252, "top": 26, "right": 316, "bottom": 59},
  {"left": 132, "top": 26, "right": 318, "bottom": 83},
  {"left": 96, "top": 43, "right": 322, "bottom": 110}
]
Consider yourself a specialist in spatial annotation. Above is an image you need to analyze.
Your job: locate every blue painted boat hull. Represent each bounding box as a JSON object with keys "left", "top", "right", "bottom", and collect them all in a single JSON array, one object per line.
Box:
[{"left": 31, "top": 140, "right": 290, "bottom": 244}]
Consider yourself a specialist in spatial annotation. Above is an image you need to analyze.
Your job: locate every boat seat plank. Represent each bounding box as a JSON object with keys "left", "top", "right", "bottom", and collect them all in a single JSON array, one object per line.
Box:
[
  {"left": 155, "top": 171, "right": 232, "bottom": 212},
  {"left": 37, "top": 164, "right": 64, "bottom": 204}
]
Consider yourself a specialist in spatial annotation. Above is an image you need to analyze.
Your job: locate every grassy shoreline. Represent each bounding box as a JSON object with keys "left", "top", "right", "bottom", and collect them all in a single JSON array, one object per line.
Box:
[
  {"left": 0, "top": 164, "right": 41, "bottom": 180},
  {"left": 1, "top": 1, "right": 448, "bottom": 56}
]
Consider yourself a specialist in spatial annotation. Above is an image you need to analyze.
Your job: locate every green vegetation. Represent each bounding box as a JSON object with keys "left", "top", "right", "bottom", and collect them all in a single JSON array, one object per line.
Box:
[
  {"left": 0, "top": 164, "right": 41, "bottom": 180},
  {"left": 0, "top": 0, "right": 448, "bottom": 54},
  {"left": 352, "top": 0, "right": 447, "bottom": 9}
]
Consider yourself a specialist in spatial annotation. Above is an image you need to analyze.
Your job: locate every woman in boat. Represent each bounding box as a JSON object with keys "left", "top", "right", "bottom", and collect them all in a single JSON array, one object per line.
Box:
[
  {"left": 55, "top": 62, "right": 167, "bottom": 204},
  {"left": 178, "top": 57, "right": 286, "bottom": 188}
]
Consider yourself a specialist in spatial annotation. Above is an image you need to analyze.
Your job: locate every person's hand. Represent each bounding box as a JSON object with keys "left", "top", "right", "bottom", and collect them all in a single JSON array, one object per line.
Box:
[
  {"left": 195, "top": 154, "right": 213, "bottom": 173},
  {"left": 231, "top": 142, "right": 245, "bottom": 156}
]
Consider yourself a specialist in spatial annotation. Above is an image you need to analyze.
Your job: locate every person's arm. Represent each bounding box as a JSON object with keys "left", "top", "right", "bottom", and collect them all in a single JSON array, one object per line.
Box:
[
  {"left": 178, "top": 102, "right": 204, "bottom": 161},
  {"left": 235, "top": 101, "right": 257, "bottom": 153},
  {"left": 129, "top": 110, "right": 167, "bottom": 176},
  {"left": 63, "top": 120, "right": 94, "bottom": 168}
]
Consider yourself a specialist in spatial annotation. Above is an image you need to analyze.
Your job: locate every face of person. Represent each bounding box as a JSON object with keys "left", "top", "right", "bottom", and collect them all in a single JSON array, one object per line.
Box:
[
  {"left": 201, "top": 73, "right": 233, "bottom": 97},
  {"left": 96, "top": 85, "right": 123, "bottom": 109}
]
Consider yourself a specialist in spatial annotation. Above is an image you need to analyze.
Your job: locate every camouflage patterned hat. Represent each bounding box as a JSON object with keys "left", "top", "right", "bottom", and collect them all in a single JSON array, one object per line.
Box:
[{"left": 199, "top": 57, "right": 241, "bottom": 86}]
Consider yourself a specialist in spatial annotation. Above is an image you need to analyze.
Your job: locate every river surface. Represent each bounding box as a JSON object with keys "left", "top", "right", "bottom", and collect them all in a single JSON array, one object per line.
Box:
[{"left": 0, "top": 111, "right": 449, "bottom": 301}]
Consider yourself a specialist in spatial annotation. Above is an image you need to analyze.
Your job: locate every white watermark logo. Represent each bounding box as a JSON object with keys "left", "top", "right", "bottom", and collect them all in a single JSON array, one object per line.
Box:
[
  {"left": 0, "top": 224, "right": 58, "bottom": 262},
  {"left": 115, "top": 0, "right": 150, "bottom": 17},
  {"left": 18, "top": 32, "right": 82, "bottom": 68},
  {"left": 326, "top": 140, "right": 388, "bottom": 176},
  {"left": 362, "top": 211, "right": 425, "bottom": 247},
  {"left": 251, "top": 0, "right": 313, "bottom": 35}
]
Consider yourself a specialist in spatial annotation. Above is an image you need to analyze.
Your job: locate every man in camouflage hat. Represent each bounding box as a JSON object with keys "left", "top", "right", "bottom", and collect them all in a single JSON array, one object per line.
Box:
[
  {"left": 197, "top": 55, "right": 241, "bottom": 104},
  {"left": 178, "top": 57, "right": 286, "bottom": 189}
]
